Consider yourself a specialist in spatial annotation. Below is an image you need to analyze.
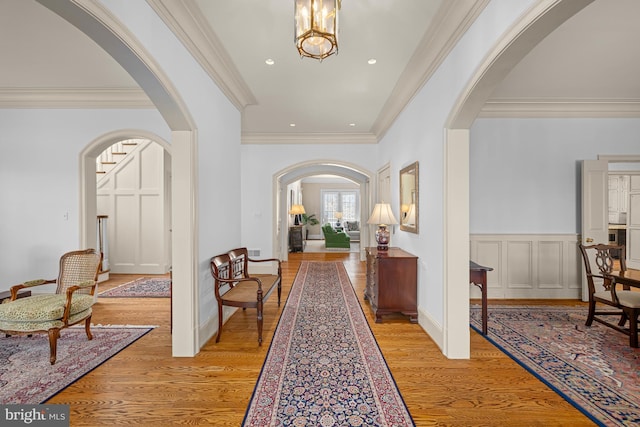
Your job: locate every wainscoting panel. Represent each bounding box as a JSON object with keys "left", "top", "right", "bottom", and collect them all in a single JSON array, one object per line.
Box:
[{"left": 470, "top": 234, "right": 581, "bottom": 299}]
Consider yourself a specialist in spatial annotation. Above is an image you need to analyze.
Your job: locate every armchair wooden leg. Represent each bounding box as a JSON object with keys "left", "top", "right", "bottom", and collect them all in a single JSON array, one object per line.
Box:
[
  {"left": 85, "top": 316, "right": 93, "bottom": 340},
  {"left": 48, "top": 328, "right": 60, "bottom": 365}
]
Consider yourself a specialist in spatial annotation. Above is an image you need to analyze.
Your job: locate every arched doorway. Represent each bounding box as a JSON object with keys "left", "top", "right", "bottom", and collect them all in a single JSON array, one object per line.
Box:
[
  {"left": 81, "top": 131, "right": 172, "bottom": 276},
  {"left": 274, "top": 161, "right": 373, "bottom": 262},
  {"left": 441, "top": 1, "right": 595, "bottom": 358},
  {"left": 37, "top": 1, "right": 199, "bottom": 356}
]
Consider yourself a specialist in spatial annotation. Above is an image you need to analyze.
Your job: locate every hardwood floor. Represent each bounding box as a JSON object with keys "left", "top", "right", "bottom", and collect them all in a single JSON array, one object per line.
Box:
[{"left": 48, "top": 252, "right": 595, "bottom": 426}]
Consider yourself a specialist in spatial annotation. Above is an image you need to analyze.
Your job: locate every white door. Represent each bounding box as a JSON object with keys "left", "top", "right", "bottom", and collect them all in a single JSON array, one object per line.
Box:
[
  {"left": 626, "top": 176, "right": 640, "bottom": 269},
  {"left": 581, "top": 160, "right": 609, "bottom": 301}
]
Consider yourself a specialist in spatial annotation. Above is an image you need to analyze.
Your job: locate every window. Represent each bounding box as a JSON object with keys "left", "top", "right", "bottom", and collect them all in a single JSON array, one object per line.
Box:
[{"left": 321, "top": 190, "right": 358, "bottom": 226}]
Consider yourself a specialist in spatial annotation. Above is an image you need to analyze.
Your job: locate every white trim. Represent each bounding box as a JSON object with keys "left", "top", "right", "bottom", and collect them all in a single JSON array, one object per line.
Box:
[
  {"left": 443, "top": 128, "right": 470, "bottom": 359},
  {"left": 242, "top": 132, "right": 377, "bottom": 145},
  {"left": 171, "top": 130, "right": 199, "bottom": 357},
  {"left": 147, "top": 0, "right": 256, "bottom": 111},
  {"left": 0, "top": 88, "right": 152, "bottom": 108},
  {"left": 480, "top": 98, "right": 640, "bottom": 118}
]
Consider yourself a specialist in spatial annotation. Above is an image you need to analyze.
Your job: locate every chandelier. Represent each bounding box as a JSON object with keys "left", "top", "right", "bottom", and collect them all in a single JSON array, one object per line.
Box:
[{"left": 294, "top": 0, "right": 340, "bottom": 61}]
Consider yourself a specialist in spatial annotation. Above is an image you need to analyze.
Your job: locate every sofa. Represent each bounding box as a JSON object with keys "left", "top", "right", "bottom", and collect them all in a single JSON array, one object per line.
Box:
[
  {"left": 322, "top": 224, "right": 351, "bottom": 249},
  {"left": 343, "top": 220, "right": 360, "bottom": 242}
]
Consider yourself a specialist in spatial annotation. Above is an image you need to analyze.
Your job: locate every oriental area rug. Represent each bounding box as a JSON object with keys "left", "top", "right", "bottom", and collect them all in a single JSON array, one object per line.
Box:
[
  {"left": 243, "top": 261, "right": 414, "bottom": 426},
  {"left": 99, "top": 277, "right": 171, "bottom": 298},
  {"left": 0, "top": 325, "right": 153, "bottom": 404},
  {"left": 470, "top": 305, "right": 639, "bottom": 427}
]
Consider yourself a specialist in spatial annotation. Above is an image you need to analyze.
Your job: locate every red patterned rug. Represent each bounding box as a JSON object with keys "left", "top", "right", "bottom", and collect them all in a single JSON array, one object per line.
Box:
[
  {"left": 99, "top": 277, "right": 170, "bottom": 298},
  {"left": 243, "top": 261, "right": 414, "bottom": 426},
  {"left": 470, "top": 305, "right": 639, "bottom": 427},
  {"left": 0, "top": 325, "right": 153, "bottom": 404}
]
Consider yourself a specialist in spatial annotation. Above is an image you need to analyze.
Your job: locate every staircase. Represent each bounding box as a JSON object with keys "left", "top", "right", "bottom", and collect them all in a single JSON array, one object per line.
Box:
[{"left": 96, "top": 139, "right": 145, "bottom": 176}]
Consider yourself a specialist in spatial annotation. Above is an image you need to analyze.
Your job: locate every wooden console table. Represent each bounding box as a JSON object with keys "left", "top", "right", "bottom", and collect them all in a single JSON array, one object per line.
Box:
[
  {"left": 365, "top": 247, "right": 418, "bottom": 323},
  {"left": 470, "top": 260, "right": 493, "bottom": 335}
]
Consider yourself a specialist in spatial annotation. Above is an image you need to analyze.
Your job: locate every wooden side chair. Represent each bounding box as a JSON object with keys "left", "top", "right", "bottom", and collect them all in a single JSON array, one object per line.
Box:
[
  {"left": 579, "top": 243, "right": 640, "bottom": 347},
  {"left": 210, "top": 249, "right": 281, "bottom": 345},
  {"left": 0, "top": 249, "right": 102, "bottom": 364}
]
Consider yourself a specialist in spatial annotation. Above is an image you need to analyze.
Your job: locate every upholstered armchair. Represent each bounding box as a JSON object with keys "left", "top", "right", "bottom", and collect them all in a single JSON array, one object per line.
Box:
[
  {"left": 322, "top": 224, "right": 351, "bottom": 249},
  {"left": 0, "top": 249, "right": 102, "bottom": 364}
]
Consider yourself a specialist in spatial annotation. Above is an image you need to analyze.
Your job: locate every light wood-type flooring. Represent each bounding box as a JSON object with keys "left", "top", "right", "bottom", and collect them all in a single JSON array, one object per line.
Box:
[{"left": 47, "top": 252, "right": 595, "bottom": 426}]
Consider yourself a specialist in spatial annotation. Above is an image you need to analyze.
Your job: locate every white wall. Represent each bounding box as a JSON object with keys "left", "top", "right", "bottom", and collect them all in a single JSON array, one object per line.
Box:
[
  {"left": 0, "top": 109, "right": 169, "bottom": 291},
  {"left": 470, "top": 118, "right": 640, "bottom": 234}
]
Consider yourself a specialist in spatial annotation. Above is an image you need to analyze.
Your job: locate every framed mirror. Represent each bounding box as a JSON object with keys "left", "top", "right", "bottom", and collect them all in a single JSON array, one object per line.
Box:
[{"left": 399, "top": 162, "right": 419, "bottom": 233}]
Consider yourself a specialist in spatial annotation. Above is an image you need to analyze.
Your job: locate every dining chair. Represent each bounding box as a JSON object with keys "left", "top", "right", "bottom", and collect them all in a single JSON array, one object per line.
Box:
[{"left": 578, "top": 243, "right": 640, "bottom": 347}]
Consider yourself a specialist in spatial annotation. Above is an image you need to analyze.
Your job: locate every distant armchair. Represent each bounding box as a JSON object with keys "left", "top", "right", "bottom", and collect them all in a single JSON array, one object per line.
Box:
[
  {"left": 343, "top": 220, "right": 360, "bottom": 241},
  {"left": 0, "top": 249, "right": 102, "bottom": 364},
  {"left": 322, "top": 224, "right": 351, "bottom": 249}
]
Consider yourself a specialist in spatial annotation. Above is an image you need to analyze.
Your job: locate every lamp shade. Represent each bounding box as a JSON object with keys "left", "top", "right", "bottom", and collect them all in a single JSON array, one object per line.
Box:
[
  {"left": 335, "top": 212, "right": 343, "bottom": 219},
  {"left": 367, "top": 203, "right": 398, "bottom": 226},
  {"left": 289, "top": 204, "right": 306, "bottom": 215}
]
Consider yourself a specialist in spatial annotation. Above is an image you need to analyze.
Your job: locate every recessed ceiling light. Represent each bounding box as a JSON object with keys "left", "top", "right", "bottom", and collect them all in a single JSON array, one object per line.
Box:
[
  {"left": 265, "top": 58, "right": 275, "bottom": 65},
  {"left": 289, "top": 123, "right": 296, "bottom": 127},
  {"left": 367, "top": 58, "right": 377, "bottom": 65},
  {"left": 349, "top": 123, "right": 356, "bottom": 127}
]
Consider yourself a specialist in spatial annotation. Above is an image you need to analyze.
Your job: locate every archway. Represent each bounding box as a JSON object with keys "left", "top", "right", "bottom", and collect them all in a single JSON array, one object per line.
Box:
[
  {"left": 441, "top": 1, "right": 595, "bottom": 358},
  {"left": 81, "top": 130, "right": 172, "bottom": 276},
  {"left": 37, "top": 1, "right": 199, "bottom": 356},
  {"left": 274, "top": 161, "right": 373, "bottom": 262}
]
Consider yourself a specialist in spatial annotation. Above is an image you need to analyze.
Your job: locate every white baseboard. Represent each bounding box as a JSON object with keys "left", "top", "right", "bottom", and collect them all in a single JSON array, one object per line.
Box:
[{"left": 418, "top": 307, "right": 444, "bottom": 352}]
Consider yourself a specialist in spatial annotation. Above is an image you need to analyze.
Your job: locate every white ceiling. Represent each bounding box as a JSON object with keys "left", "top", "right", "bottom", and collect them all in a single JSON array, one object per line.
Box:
[{"left": 1, "top": 0, "right": 639, "bottom": 142}]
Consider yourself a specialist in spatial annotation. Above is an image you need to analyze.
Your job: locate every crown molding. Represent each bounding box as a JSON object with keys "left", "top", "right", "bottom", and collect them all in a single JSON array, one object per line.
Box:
[
  {"left": 479, "top": 98, "right": 640, "bottom": 118},
  {"left": 241, "top": 132, "right": 377, "bottom": 145},
  {"left": 147, "top": 0, "right": 256, "bottom": 111},
  {"left": 372, "top": 0, "right": 490, "bottom": 139},
  {"left": 0, "top": 87, "right": 153, "bottom": 108}
]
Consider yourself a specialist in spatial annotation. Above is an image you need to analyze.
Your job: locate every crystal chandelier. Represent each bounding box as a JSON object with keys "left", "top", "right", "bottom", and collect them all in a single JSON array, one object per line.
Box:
[{"left": 294, "top": 0, "right": 340, "bottom": 61}]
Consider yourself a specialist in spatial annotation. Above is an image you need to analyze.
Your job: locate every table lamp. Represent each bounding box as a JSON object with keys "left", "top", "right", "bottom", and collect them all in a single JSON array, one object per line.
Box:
[
  {"left": 289, "top": 204, "right": 305, "bottom": 225},
  {"left": 367, "top": 203, "right": 398, "bottom": 250}
]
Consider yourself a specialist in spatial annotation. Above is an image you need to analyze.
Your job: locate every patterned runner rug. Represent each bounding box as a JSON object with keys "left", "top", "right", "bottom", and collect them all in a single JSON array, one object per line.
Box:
[
  {"left": 243, "top": 261, "right": 414, "bottom": 426},
  {"left": 99, "top": 277, "right": 171, "bottom": 297},
  {"left": 0, "top": 325, "right": 153, "bottom": 404},
  {"left": 470, "top": 305, "right": 639, "bottom": 427}
]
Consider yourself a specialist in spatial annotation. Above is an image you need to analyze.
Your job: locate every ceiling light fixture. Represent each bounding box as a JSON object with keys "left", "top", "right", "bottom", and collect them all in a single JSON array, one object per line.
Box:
[
  {"left": 265, "top": 58, "right": 275, "bottom": 65},
  {"left": 294, "top": 0, "right": 340, "bottom": 61}
]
